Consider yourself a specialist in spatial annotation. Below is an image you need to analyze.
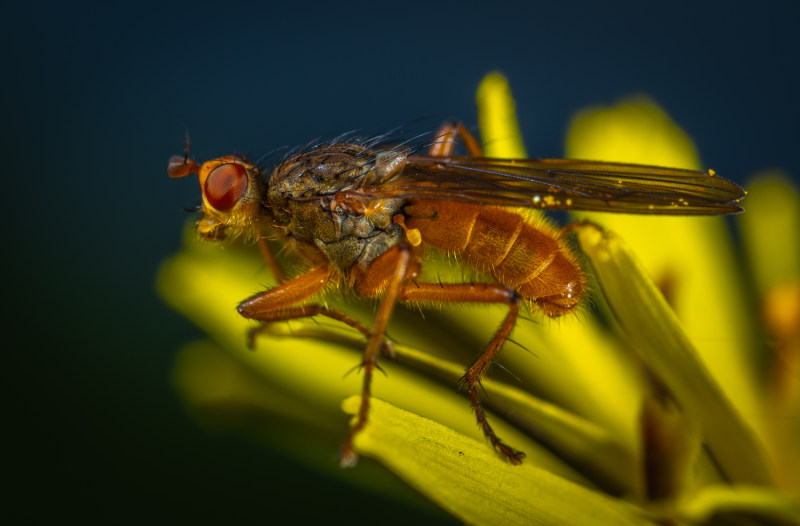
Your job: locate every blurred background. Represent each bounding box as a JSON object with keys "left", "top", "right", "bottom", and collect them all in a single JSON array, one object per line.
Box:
[{"left": 5, "top": 0, "right": 798, "bottom": 523}]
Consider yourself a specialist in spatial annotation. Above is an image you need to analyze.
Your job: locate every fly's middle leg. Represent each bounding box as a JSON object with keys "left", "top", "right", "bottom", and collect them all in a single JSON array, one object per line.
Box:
[{"left": 340, "top": 245, "right": 411, "bottom": 467}]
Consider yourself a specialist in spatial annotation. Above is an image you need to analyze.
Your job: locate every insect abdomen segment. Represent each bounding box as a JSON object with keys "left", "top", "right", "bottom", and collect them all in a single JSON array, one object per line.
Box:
[{"left": 404, "top": 200, "right": 584, "bottom": 317}]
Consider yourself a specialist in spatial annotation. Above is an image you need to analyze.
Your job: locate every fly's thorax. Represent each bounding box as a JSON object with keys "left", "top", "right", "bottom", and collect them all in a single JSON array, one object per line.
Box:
[
  {"left": 267, "top": 144, "right": 407, "bottom": 225},
  {"left": 265, "top": 143, "right": 409, "bottom": 274}
]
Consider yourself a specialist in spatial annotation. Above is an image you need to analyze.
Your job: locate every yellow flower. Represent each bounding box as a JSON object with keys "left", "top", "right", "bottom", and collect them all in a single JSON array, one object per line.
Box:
[{"left": 157, "top": 72, "right": 800, "bottom": 524}]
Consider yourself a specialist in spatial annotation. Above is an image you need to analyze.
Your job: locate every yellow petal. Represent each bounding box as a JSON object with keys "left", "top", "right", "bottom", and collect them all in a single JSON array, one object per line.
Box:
[
  {"left": 576, "top": 222, "right": 773, "bottom": 485},
  {"left": 344, "top": 396, "right": 654, "bottom": 526},
  {"left": 476, "top": 72, "right": 527, "bottom": 158},
  {"left": 392, "top": 344, "right": 635, "bottom": 493}
]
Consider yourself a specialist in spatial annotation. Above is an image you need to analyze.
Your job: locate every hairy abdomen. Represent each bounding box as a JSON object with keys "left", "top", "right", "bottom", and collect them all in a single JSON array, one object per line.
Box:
[{"left": 404, "top": 200, "right": 584, "bottom": 316}]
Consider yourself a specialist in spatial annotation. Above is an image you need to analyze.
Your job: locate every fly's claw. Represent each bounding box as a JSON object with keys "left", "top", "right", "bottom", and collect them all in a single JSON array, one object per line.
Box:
[{"left": 496, "top": 442, "right": 526, "bottom": 465}]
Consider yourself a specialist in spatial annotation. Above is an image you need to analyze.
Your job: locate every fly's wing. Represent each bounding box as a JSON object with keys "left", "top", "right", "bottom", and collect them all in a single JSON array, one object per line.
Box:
[{"left": 343, "top": 156, "right": 745, "bottom": 215}]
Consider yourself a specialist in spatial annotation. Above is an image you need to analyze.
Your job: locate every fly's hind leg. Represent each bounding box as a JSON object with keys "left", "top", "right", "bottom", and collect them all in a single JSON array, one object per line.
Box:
[
  {"left": 399, "top": 282, "right": 525, "bottom": 464},
  {"left": 463, "top": 294, "right": 524, "bottom": 464}
]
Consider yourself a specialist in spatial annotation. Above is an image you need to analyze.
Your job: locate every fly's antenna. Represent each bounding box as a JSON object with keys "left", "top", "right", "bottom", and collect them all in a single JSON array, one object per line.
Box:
[
  {"left": 183, "top": 129, "right": 192, "bottom": 164},
  {"left": 168, "top": 131, "right": 200, "bottom": 179}
]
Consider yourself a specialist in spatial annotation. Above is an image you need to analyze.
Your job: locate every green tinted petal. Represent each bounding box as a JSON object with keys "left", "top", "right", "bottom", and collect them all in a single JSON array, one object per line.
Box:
[
  {"left": 393, "top": 344, "right": 634, "bottom": 493},
  {"left": 173, "top": 339, "right": 338, "bottom": 432},
  {"left": 172, "top": 340, "right": 454, "bottom": 519},
  {"left": 345, "top": 397, "right": 654, "bottom": 526},
  {"left": 576, "top": 223, "right": 773, "bottom": 485}
]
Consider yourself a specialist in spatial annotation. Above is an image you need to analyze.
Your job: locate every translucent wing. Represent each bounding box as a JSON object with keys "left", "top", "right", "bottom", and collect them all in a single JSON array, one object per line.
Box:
[{"left": 342, "top": 155, "right": 745, "bottom": 215}]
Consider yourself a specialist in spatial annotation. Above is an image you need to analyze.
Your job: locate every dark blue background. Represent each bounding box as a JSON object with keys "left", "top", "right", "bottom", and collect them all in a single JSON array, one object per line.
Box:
[{"left": 5, "top": 1, "right": 798, "bottom": 523}]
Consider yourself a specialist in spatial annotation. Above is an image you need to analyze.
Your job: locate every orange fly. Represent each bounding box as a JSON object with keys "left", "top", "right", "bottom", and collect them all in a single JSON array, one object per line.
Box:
[{"left": 168, "top": 121, "right": 744, "bottom": 466}]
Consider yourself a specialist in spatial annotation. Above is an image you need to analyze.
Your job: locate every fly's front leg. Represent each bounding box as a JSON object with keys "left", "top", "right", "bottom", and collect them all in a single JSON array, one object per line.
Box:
[
  {"left": 238, "top": 266, "right": 393, "bottom": 355},
  {"left": 238, "top": 266, "right": 329, "bottom": 342},
  {"left": 238, "top": 267, "right": 331, "bottom": 316},
  {"left": 399, "top": 282, "right": 525, "bottom": 464},
  {"left": 429, "top": 121, "right": 484, "bottom": 157},
  {"left": 244, "top": 303, "right": 394, "bottom": 357}
]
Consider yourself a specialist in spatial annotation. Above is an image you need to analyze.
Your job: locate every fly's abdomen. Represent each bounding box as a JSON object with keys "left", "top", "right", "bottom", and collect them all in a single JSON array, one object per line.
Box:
[{"left": 405, "top": 200, "right": 584, "bottom": 316}]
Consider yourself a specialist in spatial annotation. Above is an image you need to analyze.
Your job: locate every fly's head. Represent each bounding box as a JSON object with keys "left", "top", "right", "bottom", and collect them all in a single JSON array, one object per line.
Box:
[{"left": 168, "top": 153, "right": 269, "bottom": 241}]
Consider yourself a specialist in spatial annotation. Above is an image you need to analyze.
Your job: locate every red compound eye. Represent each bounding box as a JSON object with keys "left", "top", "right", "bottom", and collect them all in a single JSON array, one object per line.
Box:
[{"left": 204, "top": 163, "right": 248, "bottom": 211}]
